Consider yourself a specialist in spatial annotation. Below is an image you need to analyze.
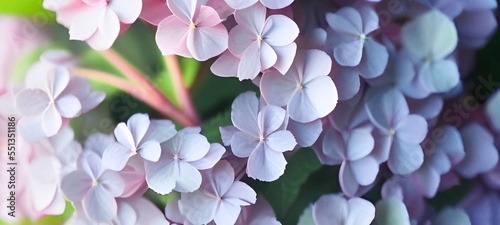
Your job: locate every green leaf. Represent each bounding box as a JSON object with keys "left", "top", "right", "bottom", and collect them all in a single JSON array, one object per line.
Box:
[
  {"left": 249, "top": 148, "right": 323, "bottom": 223},
  {"left": 178, "top": 56, "right": 200, "bottom": 88},
  {"left": 200, "top": 108, "right": 232, "bottom": 143},
  {"left": 0, "top": 0, "right": 55, "bottom": 17}
]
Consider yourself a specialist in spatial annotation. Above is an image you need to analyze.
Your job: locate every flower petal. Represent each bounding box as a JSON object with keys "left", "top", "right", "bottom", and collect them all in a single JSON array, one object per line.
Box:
[{"left": 262, "top": 15, "right": 299, "bottom": 46}]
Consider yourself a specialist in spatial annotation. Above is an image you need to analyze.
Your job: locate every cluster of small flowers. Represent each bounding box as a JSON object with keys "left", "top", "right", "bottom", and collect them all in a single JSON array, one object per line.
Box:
[{"left": 1, "top": 0, "right": 498, "bottom": 224}]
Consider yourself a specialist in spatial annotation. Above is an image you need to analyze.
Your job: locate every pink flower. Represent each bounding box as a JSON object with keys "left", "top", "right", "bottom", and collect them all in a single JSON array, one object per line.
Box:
[
  {"left": 156, "top": 0, "right": 229, "bottom": 61},
  {"left": 46, "top": 0, "right": 142, "bottom": 50}
]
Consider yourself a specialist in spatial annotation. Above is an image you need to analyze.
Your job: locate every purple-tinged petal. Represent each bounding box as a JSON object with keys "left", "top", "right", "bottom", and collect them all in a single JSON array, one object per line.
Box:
[
  {"left": 486, "top": 91, "right": 500, "bottom": 132},
  {"left": 340, "top": 162, "right": 360, "bottom": 197},
  {"left": 288, "top": 76, "right": 338, "bottom": 123},
  {"left": 108, "top": 0, "right": 142, "bottom": 24},
  {"left": 114, "top": 123, "right": 136, "bottom": 151},
  {"left": 388, "top": 139, "right": 424, "bottom": 175},
  {"left": 146, "top": 158, "right": 178, "bottom": 194},
  {"left": 262, "top": 15, "right": 299, "bottom": 46},
  {"left": 220, "top": 125, "right": 239, "bottom": 145},
  {"left": 247, "top": 145, "right": 286, "bottom": 181},
  {"left": 357, "top": 39, "right": 389, "bottom": 79},
  {"left": 312, "top": 194, "right": 347, "bottom": 225},
  {"left": 346, "top": 126, "right": 374, "bottom": 161},
  {"left": 224, "top": 181, "right": 256, "bottom": 206},
  {"left": 167, "top": 0, "right": 197, "bottom": 23},
  {"left": 233, "top": 2, "right": 265, "bottom": 33},
  {"left": 322, "top": 127, "right": 347, "bottom": 162},
  {"left": 287, "top": 119, "right": 322, "bottom": 147},
  {"left": 265, "top": 130, "right": 296, "bottom": 152},
  {"left": 127, "top": 113, "right": 150, "bottom": 145},
  {"left": 349, "top": 156, "right": 379, "bottom": 186},
  {"left": 83, "top": 185, "right": 118, "bottom": 222},
  {"left": 191, "top": 143, "right": 226, "bottom": 170},
  {"left": 345, "top": 197, "right": 375, "bottom": 225},
  {"left": 85, "top": 8, "right": 121, "bottom": 50},
  {"left": 56, "top": 95, "right": 82, "bottom": 118},
  {"left": 99, "top": 170, "right": 125, "bottom": 197},
  {"left": 364, "top": 87, "right": 409, "bottom": 131},
  {"left": 237, "top": 41, "right": 261, "bottom": 80},
  {"left": 42, "top": 104, "right": 62, "bottom": 137},
  {"left": 421, "top": 59, "right": 460, "bottom": 93},
  {"left": 258, "top": 105, "right": 287, "bottom": 136},
  {"left": 359, "top": 6, "right": 379, "bottom": 34},
  {"left": 225, "top": 0, "right": 258, "bottom": 10},
  {"left": 334, "top": 39, "right": 363, "bottom": 67},
  {"left": 456, "top": 123, "right": 499, "bottom": 178},
  {"left": 260, "top": 41, "right": 278, "bottom": 70},
  {"left": 228, "top": 25, "right": 256, "bottom": 55},
  {"left": 260, "top": 69, "right": 297, "bottom": 107},
  {"left": 138, "top": 141, "right": 162, "bottom": 162},
  {"left": 332, "top": 67, "right": 361, "bottom": 101},
  {"left": 61, "top": 170, "right": 92, "bottom": 202},
  {"left": 412, "top": 165, "right": 440, "bottom": 198},
  {"left": 260, "top": 0, "right": 293, "bottom": 9},
  {"left": 214, "top": 201, "right": 240, "bottom": 225},
  {"left": 174, "top": 161, "right": 202, "bottom": 192},
  {"left": 302, "top": 49, "right": 332, "bottom": 82},
  {"left": 69, "top": 6, "right": 104, "bottom": 41},
  {"left": 231, "top": 132, "right": 260, "bottom": 158},
  {"left": 102, "top": 142, "right": 132, "bottom": 171},
  {"left": 394, "top": 114, "right": 428, "bottom": 144},
  {"left": 325, "top": 8, "right": 361, "bottom": 35},
  {"left": 180, "top": 190, "right": 218, "bottom": 224}
]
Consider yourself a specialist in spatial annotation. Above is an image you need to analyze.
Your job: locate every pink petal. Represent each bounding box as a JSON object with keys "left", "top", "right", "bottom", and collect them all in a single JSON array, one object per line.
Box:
[
  {"left": 15, "top": 89, "right": 50, "bottom": 116},
  {"left": 139, "top": 0, "right": 172, "bottom": 26},
  {"left": 108, "top": 0, "right": 142, "bottom": 24},
  {"left": 69, "top": 6, "right": 105, "bottom": 41},
  {"left": 194, "top": 5, "right": 223, "bottom": 27},
  {"left": 86, "top": 8, "right": 121, "bottom": 50},
  {"left": 29, "top": 156, "right": 61, "bottom": 211},
  {"left": 156, "top": 15, "right": 191, "bottom": 57},
  {"left": 187, "top": 24, "right": 228, "bottom": 61},
  {"left": 211, "top": 50, "right": 240, "bottom": 77}
]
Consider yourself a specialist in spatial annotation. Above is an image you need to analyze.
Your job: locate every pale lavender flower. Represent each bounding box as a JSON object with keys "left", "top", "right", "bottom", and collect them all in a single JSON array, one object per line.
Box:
[
  {"left": 365, "top": 87, "right": 428, "bottom": 175},
  {"left": 460, "top": 183, "right": 500, "bottom": 225},
  {"left": 307, "top": 194, "right": 375, "bottom": 225},
  {"left": 228, "top": 3, "right": 299, "bottom": 80},
  {"left": 156, "top": 0, "right": 228, "bottom": 61},
  {"left": 260, "top": 49, "right": 338, "bottom": 123},
  {"left": 220, "top": 92, "right": 297, "bottom": 181},
  {"left": 145, "top": 128, "right": 225, "bottom": 194},
  {"left": 61, "top": 151, "right": 124, "bottom": 223},
  {"left": 225, "top": 0, "right": 293, "bottom": 10},
  {"left": 401, "top": 10, "right": 460, "bottom": 97},
  {"left": 180, "top": 160, "right": 257, "bottom": 225},
  {"left": 103, "top": 113, "right": 177, "bottom": 171},
  {"left": 455, "top": 122, "right": 499, "bottom": 178}
]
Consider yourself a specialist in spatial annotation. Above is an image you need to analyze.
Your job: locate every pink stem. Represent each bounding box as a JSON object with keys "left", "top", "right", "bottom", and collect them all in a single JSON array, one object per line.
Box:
[
  {"left": 71, "top": 67, "right": 196, "bottom": 127},
  {"left": 164, "top": 55, "right": 199, "bottom": 123}
]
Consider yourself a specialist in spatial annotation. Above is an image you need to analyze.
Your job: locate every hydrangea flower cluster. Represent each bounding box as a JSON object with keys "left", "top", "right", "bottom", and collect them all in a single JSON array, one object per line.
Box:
[{"left": 1, "top": 0, "right": 499, "bottom": 224}]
